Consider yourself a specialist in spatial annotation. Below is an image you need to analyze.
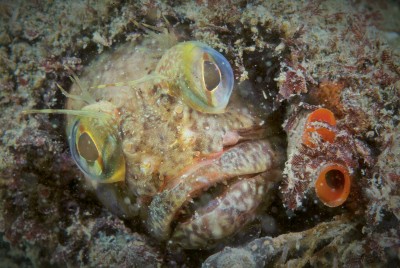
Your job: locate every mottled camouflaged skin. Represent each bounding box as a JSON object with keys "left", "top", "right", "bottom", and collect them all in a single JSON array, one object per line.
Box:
[
  {"left": 69, "top": 41, "right": 261, "bottom": 195},
  {"left": 149, "top": 140, "right": 282, "bottom": 248},
  {"left": 67, "top": 38, "right": 282, "bottom": 248}
]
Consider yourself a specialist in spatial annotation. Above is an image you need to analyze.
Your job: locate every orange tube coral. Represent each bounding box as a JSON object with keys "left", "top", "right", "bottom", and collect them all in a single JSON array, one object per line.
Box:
[
  {"left": 314, "top": 164, "right": 351, "bottom": 207},
  {"left": 282, "top": 106, "right": 358, "bottom": 209},
  {"left": 302, "top": 108, "right": 336, "bottom": 147}
]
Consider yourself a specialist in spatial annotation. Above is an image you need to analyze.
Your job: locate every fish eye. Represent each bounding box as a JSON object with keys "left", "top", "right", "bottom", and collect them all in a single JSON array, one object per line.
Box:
[
  {"left": 77, "top": 132, "right": 99, "bottom": 162},
  {"left": 189, "top": 43, "right": 234, "bottom": 114},
  {"left": 158, "top": 41, "right": 234, "bottom": 114},
  {"left": 69, "top": 116, "right": 125, "bottom": 183},
  {"left": 202, "top": 60, "right": 221, "bottom": 91}
]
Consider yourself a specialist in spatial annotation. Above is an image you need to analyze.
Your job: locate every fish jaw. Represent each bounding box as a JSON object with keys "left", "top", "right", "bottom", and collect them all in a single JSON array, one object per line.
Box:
[{"left": 147, "top": 139, "right": 284, "bottom": 249}]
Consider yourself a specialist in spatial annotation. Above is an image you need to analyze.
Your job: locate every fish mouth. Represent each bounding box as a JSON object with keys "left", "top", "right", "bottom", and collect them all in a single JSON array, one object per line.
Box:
[
  {"left": 169, "top": 173, "right": 275, "bottom": 249},
  {"left": 147, "top": 139, "right": 284, "bottom": 249},
  {"left": 173, "top": 176, "right": 240, "bottom": 226}
]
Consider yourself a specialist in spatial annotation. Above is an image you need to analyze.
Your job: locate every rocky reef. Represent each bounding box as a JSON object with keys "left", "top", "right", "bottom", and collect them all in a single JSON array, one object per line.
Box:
[{"left": 0, "top": 0, "right": 399, "bottom": 267}]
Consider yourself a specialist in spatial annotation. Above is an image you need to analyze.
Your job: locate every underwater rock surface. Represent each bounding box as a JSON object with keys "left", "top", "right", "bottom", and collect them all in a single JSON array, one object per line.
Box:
[{"left": 0, "top": 0, "right": 399, "bottom": 267}]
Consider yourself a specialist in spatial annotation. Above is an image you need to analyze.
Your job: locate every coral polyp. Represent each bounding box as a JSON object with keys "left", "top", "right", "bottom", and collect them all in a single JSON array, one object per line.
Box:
[
  {"left": 315, "top": 163, "right": 351, "bottom": 207},
  {"left": 281, "top": 107, "right": 369, "bottom": 209},
  {"left": 302, "top": 108, "right": 337, "bottom": 147}
]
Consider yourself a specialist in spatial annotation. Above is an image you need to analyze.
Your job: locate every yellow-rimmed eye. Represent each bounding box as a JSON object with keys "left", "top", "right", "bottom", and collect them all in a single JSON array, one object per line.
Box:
[
  {"left": 202, "top": 60, "right": 221, "bottom": 91},
  {"left": 77, "top": 132, "right": 99, "bottom": 162},
  {"left": 68, "top": 114, "right": 125, "bottom": 183},
  {"left": 156, "top": 41, "right": 234, "bottom": 114},
  {"left": 22, "top": 77, "right": 125, "bottom": 184}
]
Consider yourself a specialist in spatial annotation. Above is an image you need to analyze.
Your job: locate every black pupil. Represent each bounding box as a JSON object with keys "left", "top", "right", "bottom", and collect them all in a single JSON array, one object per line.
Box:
[
  {"left": 325, "top": 169, "right": 345, "bottom": 190},
  {"left": 203, "top": 60, "right": 221, "bottom": 91},
  {"left": 78, "top": 132, "right": 99, "bottom": 162}
]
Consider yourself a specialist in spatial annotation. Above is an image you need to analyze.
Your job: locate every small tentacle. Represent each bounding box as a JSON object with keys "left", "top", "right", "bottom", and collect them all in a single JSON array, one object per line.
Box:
[
  {"left": 21, "top": 109, "right": 113, "bottom": 120},
  {"left": 89, "top": 73, "right": 168, "bottom": 90}
]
